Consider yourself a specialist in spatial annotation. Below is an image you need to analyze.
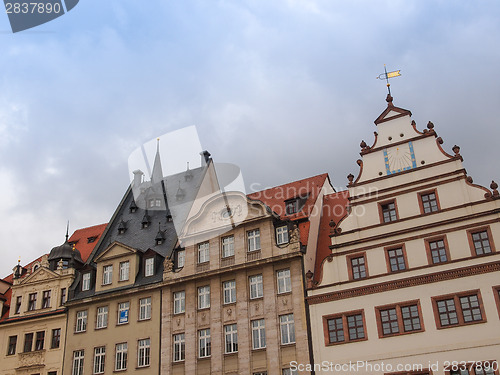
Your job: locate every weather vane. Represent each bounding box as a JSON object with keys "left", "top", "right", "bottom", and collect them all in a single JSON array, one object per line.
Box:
[{"left": 377, "top": 65, "right": 401, "bottom": 96}]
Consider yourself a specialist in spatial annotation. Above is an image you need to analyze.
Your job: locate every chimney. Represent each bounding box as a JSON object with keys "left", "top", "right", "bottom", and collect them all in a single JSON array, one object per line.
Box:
[
  {"left": 200, "top": 151, "right": 211, "bottom": 166},
  {"left": 133, "top": 170, "right": 144, "bottom": 187}
]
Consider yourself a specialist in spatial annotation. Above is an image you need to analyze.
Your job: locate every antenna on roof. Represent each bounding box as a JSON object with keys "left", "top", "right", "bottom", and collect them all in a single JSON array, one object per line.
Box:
[{"left": 377, "top": 65, "right": 401, "bottom": 96}]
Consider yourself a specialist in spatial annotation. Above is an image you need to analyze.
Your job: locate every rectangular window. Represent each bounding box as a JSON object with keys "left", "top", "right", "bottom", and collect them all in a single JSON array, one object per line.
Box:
[
  {"left": 386, "top": 247, "right": 407, "bottom": 272},
  {"left": 60, "top": 288, "right": 67, "bottom": 305},
  {"left": 94, "top": 346, "right": 105, "bottom": 374},
  {"left": 198, "top": 329, "right": 211, "bottom": 358},
  {"left": 277, "top": 269, "right": 292, "bottom": 294},
  {"left": 380, "top": 201, "right": 398, "bottom": 223},
  {"left": 251, "top": 319, "right": 266, "bottom": 349},
  {"left": 348, "top": 254, "right": 367, "bottom": 280},
  {"left": 324, "top": 311, "right": 366, "bottom": 345},
  {"left": 224, "top": 324, "right": 238, "bottom": 353},
  {"left": 7, "top": 336, "right": 17, "bottom": 355},
  {"left": 222, "top": 236, "right": 235, "bottom": 258},
  {"left": 139, "top": 297, "right": 151, "bottom": 320},
  {"left": 115, "top": 343, "right": 128, "bottom": 371},
  {"left": 119, "top": 261, "right": 130, "bottom": 281},
  {"left": 469, "top": 228, "right": 494, "bottom": 256},
  {"left": 15, "top": 296, "right": 22, "bottom": 314},
  {"left": 426, "top": 238, "right": 449, "bottom": 264},
  {"left": 249, "top": 274, "right": 264, "bottom": 299},
  {"left": 223, "top": 280, "right": 236, "bottom": 304},
  {"left": 433, "top": 291, "right": 486, "bottom": 328},
  {"left": 82, "top": 273, "right": 91, "bottom": 291},
  {"left": 198, "top": 286, "right": 210, "bottom": 309},
  {"left": 96, "top": 306, "right": 108, "bottom": 329},
  {"left": 282, "top": 368, "right": 299, "bottom": 375},
  {"left": 102, "top": 265, "right": 113, "bottom": 285},
  {"left": 28, "top": 292, "right": 37, "bottom": 311},
  {"left": 72, "top": 350, "right": 84, "bottom": 375},
  {"left": 420, "top": 191, "right": 439, "bottom": 213},
  {"left": 173, "top": 291, "right": 185, "bottom": 314},
  {"left": 177, "top": 250, "right": 185, "bottom": 268},
  {"left": 247, "top": 229, "right": 261, "bottom": 252},
  {"left": 285, "top": 199, "right": 299, "bottom": 215},
  {"left": 51, "top": 328, "right": 61, "bottom": 349},
  {"left": 76, "top": 310, "right": 88, "bottom": 332},
  {"left": 35, "top": 331, "right": 45, "bottom": 351},
  {"left": 376, "top": 301, "right": 423, "bottom": 337},
  {"left": 24, "top": 333, "right": 33, "bottom": 352},
  {"left": 137, "top": 338, "right": 150, "bottom": 367},
  {"left": 280, "top": 314, "right": 295, "bottom": 345},
  {"left": 276, "top": 226, "right": 289, "bottom": 245},
  {"left": 145, "top": 257, "right": 154, "bottom": 277},
  {"left": 198, "top": 242, "right": 210, "bottom": 263},
  {"left": 42, "top": 290, "right": 51, "bottom": 308},
  {"left": 173, "top": 333, "right": 185, "bottom": 362},
  {"left": 118, "top": 302, "right": 130, "bottom": 324}
]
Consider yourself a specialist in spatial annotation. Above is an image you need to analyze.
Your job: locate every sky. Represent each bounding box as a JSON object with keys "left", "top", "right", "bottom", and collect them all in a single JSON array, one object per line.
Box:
[{"left": 1, "top": 0, "right": 499, "bottom": 277}]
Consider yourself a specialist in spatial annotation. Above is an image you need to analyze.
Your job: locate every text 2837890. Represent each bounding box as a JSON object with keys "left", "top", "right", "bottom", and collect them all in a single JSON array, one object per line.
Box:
[{"left": 5, "top": 2, "right": 62, "bottom": 14}]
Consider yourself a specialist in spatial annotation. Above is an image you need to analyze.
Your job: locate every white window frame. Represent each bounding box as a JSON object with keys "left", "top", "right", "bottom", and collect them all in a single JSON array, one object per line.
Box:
[
  {"left": 173, "top": 333, "right": 185, "bottom": 362},
  {"left": 223, "top": 280, "right": 236, "bottom": 304},
  {"left": 173, "top": 291, "right": 185, "bottom": 314},
  {"left": 177, "top": 250, "right": 185, "bottom": 268},
  {"left": 249, "top": 274, "right": 263, "bottom": 299},
  {"left": 198, "top": 329, "right": 211, "bottom": 358},
  {"left": 76, "top": 310, "right": 87, "bottom": 333},
  {"left": 198, "top": 286, "right": 210, "bottom": 309},
  {"left": 279, "top": 314, "right": 295, "bottom": 344},
  {"left": 118, "top": 302, "right": 130, "bottom": 325},
  {"left": 82, "top": 273, "right": 91, "bottom": 291},
  {"left": 115, "top": 342, "right": 128, "bottom": 371},
  {"left": 224, "top": 324, "right": 238, "bottom": 354},
  {"left": 282, "top": 368, "right": 298, "bottom": 375},
  {"left": 247, "top": 229, "right": 261, "bottom": 252},
  {"left": 222, "top": 235, "right": 235, "bottom": 258},
  {"left": 93, "top": 346, "right": 105, "bottom": 374},
  {"left": 198, "top": 242, "right": 210, "bottom": 263},
  {"left": 102, "top": 265, "right": 113, "bottom": 285},
  {"left": 145, "top": 258, "right": 154, "bottom": 277},
  {"left": 277, "top": 269, "right": 292, "bottom": 294},
  {"left": 139, "top": 297, "right": 151, "bottom": 320},
  {"left": 137, "top": 338, "right": 150, "bottom": 367},
  {"left": 72, "top": 349, "right": 84, "bottom": 375},
  {"left": 119, "top": 261, "right": 130, "bottom": 281},
  {"left": 251, "top": 319, "right": 266, "bottom": 349},
  {"left": 96, "top": 306, "right": 108, "bottom": 329},
  {"left": 276, "top": 226, "right": 289, "bottom": 245}
]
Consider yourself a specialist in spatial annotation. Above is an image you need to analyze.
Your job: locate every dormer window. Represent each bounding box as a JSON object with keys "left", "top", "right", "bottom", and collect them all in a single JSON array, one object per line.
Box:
[
  {"left": 149, "top": 199, "right": 162, "bottom": 208},
  {"left": 276, "top": 226, "right": 289, "bottom": 245},
  {"left": 119, "top": 261, "right": 130, "bottom": 281},
  {"left": 285, "top": 199, "right": 299, "bottom": 215},
  {"left": 142, "top": 212, "right": 151, "bottom": 229},
  {"left": 102, "top": 265, "right": 113, "bottom": 285},
  {"left": 130, "top": 200, "right": 138, "bottom": 213},
  {"left": 145, "top": 258, "right": 154, "bottom": 277},
  {"left": 87, "top": 236, "right": 97, "bottom": 244},
  {"left": 118, "top": 220, "right": 127, "bottom": 234},
  {"left": 82, "top": 273, "right": 91, "bottom": 291}
]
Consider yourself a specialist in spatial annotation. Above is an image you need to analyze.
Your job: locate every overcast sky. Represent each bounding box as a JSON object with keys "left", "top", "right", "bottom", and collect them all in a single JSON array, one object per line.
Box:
[{"left": 1, "top": 0, "right": 499, "bottom": 277}]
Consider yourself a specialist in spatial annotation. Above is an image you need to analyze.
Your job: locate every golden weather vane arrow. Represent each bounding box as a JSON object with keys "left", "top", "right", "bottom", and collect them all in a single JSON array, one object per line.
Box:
[{"left": 376, "top": 65, "right": 401, "bottom": 96}]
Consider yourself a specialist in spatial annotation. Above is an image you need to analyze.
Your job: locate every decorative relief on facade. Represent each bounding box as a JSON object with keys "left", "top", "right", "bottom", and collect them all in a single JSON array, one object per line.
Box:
[{"left": 18, "top": 350, "right": 45, "bottom": 368}]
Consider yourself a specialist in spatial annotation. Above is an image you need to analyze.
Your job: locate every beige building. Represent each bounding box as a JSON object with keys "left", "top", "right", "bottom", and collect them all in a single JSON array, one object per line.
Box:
[{"left": 307, "top": 95, "right": 500, "bottom": 375}]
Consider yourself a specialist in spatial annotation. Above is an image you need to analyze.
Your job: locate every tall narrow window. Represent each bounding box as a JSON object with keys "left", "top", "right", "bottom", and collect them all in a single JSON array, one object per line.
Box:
[
  {"left": 249, "top": 274, "right": 263, "bottom": 299},
  {"left": 173, "top": 333, "right": 185, "bottom": 362},
  {"left": 35, "top": 331, "right": 45, "bottom": 351},
  {"left": 386, "top": 247, "right": 407, "bottom": 272},
  {"left": 102, "top": 265, "right": 113, "bottom": 285},
  {"left": 24, "top": 333, "right": 33, "bottom": 352},
  {"left": 42, "top": 290, "right": 51, "bottom": 308},
  {"left": 277, "top": 269, "right": 292, "bottom": 294},
  {"left": 15, "top": 296, "right": 22, "bottom": 314},
  {"left": 285, "top": 199, "right": 299, "bottom": 215},
  {"left": 198, "top": 242, "right": 210, "bottom": 263},
  {"left": 198, "top": 286, "right": 210, "bottom": 309},
  {"left": 28, "top": 293, "right": 37, "bottom": 311},
  {"left": 118, "top": 302, "right": 130, "bottom": 324},
  {"left": 276, "top": 226, "right": 289, "bottom": 245},
  {"left": 145, "top": 257, "right": 154, "bottom": 277},
  {"left": 247, "top": 229, "right": 261, "bottom": 252},
  {"left": 380, "top": 201, "right": 398, "bottom": 223},
  {"left": 115, "top": 343, "right": 128, "bottom": 371},
  {"left": 349, "top": 255, "right": 367, "bottom": 280},
  {"left": 279, "top": 314, "right": 295, "bottom": 345},
  {"left": 72, "top": 350, "right": 84, "bottom": 375},
  {"left": 119, "top": 261, "right": 130, "bottom": 281},
  {"left": 82, "top": 273, "right": 91, "bottom": 291},
  {"left": 60, "top": 288, "right": 67, "bottom": 305},
  {"left": 224, "top": 324, "right": 238, "bottom": 353},
  {"left": 177, "top": 250, "right": 185, "bottom": 268},
  {"left": 96, "top": 306, "right": 108, "bottom": 329},
  {"left": 420, "top": 191, "right": 439, "bottom": 213},
  {"left": 139, "top": 297, "right": 151, "bottom": 320},
  {"left": 222, "top": 236, "right": 235, "bottom": 258},
  {"left": 223, "top": 280, "right": 236, "bottom": 304},
  {"left": 251, "top": 319, "right": 266, "bottom": 349},
  {"left": 7, "top": 336, "right": 17, "bottom": 355},
  {"left": 137, "top": 338, "right": 150, "bottom": 367},
  {"left": 76, "top": 310, "right": 87, "bottom": 332},
  {"left": 198, "top": 329, "right": 211, "bottom": 358},
  {"left": 93, "top": 346, "right": 106, "bottom": 374},
  {"left": 51, "top": 328, "right": 61, "bottom": 349},
  {"left": 173, "top": 291, "right": 185, "bottom": 314}
]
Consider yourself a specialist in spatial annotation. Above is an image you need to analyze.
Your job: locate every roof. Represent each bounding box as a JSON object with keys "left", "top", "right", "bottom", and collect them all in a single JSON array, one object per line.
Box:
[
  {"left": 68, "top": 223, "right": 108, "bottom": 262},
  {"left": 2, "top": 255, "right": 45, "bottom": 283}
]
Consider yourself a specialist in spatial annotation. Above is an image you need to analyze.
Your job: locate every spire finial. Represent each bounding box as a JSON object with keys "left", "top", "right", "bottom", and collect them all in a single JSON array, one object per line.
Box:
[
  {"left": 187, "top": 161, "right": 190, "bottom": 170},
  {"left": 65, "top": 221, "right": 69, "bottom": 241},
  {"left": 156, "top": 138, "right": 160, "bottom": 152},
  {"left": 377, "top": 65, "right": 401, "bottom": 101}
]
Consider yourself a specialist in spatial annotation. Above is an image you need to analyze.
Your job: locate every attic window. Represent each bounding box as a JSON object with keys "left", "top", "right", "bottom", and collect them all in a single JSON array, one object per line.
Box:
[
  {"left": 285, "top": 199, "right": 299, "bottom": 215},
  {"left": 142, "top": 212, "right": 151, "bottom": 229},
  {"left": 87, "top": 236, "right": 97, "bottom": 244},
  {"left": 130, "top": 200, "right": 138, "bottom": 213},
  {"left": 118, "top": 220, "right": 127, "bottom": 234},
  {"left": 149, "top": 199, "right": 162, "bottom": 208}
]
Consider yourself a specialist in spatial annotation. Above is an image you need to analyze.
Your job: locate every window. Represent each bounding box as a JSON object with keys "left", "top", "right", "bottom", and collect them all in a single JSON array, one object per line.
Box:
[
  {"left": 139, "top": 297, "right": 151, "bottom": 320},
  {"left": 7, "top": 336, "right": 16, "bottom": 355},
  {"left": 282, "top": 369, "right": 298, "bottom": 375},
  {"left": 222, "top": 235, "right": 235, "bottom": 258},
  {"left": 198, "top": 329, "right": 211, "bottom": 358},
  {"left": 115, "top": 343, "right": 128, "bottom": 371},
  {"left": 420, "top": 191, "right": 439, "bottom": 213},
  {"left": 118, "top": 302, "right": 130, "bottom": 324},
  {"left": 94, "top": 346, "right": 105, "bottom": 374},
  {"left": 433, "top": 291, "right": 485, "bottom": 329},
  {"left": 223, "top": 280, "right": 236, "bottom": 304},
  {"left": 119, "top": 261, "right": 130, "bottom": 281},
  {"left": 386, "top": 247, "right": 407, "bottom": 272},
  {"left": 173, "top": 333, "right": 185, "bottom": 362},
  {"left": 285, "top": 199, "right": 299, "bottom": 215},
  {"left": 48, "top": 372, "right": 57, "bottom": 375},
  {"left": 28, "top": 292, "right": 37, "bottom": 311},
  {"left": 72, "top": 350, "right": 84, "bottom": 375},
  {"left": 198, "top": 286, "right": 210, "bottom": 309},
  {"left": 82, "top": 273, "right": 91, "bottom": 291},
  {"left": 145, "top": 257, "right": 154, "bottom": 277},
  {"left": 224, "top": 324, "right": 238, "bottom": 353},
  {"left": 426, "top": 238, "right": 449, "bottom": 264},
  {"left": 41, "top": 290, "right": 51, "bottom": 308},
  {"left": 277, "top": 269, "right": 291, "bottom": 294},
  {"left": 51, "top": 328, "right": 61, "bottom": 349},
  {"left": 324, "top": 311, "right": 366, "bottom": 345},
  {"left": 469, "top": 228, "right": 495, "bottom": 256},
  {"left": 76, "top": 310, "right": 88, "bottom": 332},
  {"left": 276, "top": 226, "right": 289, "bottom": 245},
  {"left": 448, "top": 362, "right": 498, "bottom": 375},
  {"left": 24, "top": 333, "right": 33, "bottom": 352},
  {"left": 60, "top": 288, "right": 67, "bottom": 305},
  {"left": 173, "top": 291, "right": 185, "bottom": 314},
  {"left": 251, "top": 319, "right": 266, "bottom": 349},
  {"left": 177, "top": 250, "right": 185, "bottom": 268},
  {"left": 348, "top": 254, "right": 367, "bottom": 280},
  {"left": 280, "top": 314, "right": 295, "bottom": 345},
  {"left": 380, "top": 201, "right": 398, "bottom": 223},
  {"left": 198, "top": 242, "right": 210, "bottom": 263},
  {"left": 96, "top": 306, "right": 108, "bottom": 329},
  {"left": 15, "top": 296, "right": 22, "bottom": 314},
  {"left": 249, "top": 274, "right": 264, "bottom": 299},
  {"left": 87, "top": 236, "right": 97, "bottom": 243},
  {"left": 376, "top": 301, "right": 423, "bottom": 337},
  {"left": 102, "top": 265, "right": 113, "bottom": 285},
  {"left": 35, "top": 331, "right": 45, "bottom": 350},
  {"left": 247, "top": 229, "right": 261, "bottom": 252},
  {"left": 137, "top": 338, "right": 150, "bottom": 367}
]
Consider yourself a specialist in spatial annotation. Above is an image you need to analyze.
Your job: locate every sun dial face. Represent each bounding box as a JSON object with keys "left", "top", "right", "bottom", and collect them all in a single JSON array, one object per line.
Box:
[{"left": 383, "top": 141, "right": 417, "bottom": 175}]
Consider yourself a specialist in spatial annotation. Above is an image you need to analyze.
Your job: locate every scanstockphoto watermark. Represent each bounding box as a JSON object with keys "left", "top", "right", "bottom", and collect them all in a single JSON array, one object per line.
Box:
[{"left": 290, "top": 360, "right": 426, "bottom": 374}]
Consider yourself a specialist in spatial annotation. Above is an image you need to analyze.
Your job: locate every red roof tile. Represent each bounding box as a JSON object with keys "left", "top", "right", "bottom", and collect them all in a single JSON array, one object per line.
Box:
[{"left": 68, "top": 223, "right": 107, "bottom": 262}]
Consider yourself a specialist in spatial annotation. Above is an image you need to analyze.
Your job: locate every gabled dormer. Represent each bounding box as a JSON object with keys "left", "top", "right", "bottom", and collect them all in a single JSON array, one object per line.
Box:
[{"left": 94, "top": 242, "right": 140, "bottom": 292}]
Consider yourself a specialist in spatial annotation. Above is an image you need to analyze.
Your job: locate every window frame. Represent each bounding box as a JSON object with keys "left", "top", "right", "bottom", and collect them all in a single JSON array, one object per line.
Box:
[
  {"left": 347, "top": 252, "right": 368, "bottom": 280},
  {"left": 144, "top": 257, "right": 154, "bottom": 277},
  {"left": 322, "top": 310, "right": 367, "bottom": 346},
  {"left": 28, "top": 292, "right": 37, "bottom": 311},
  {"left": 198, "top": 242, "right": 210, "bottom": 264},
  {"left": 7, "top": 335, "right": 17, "bottom": 356},
  {"left": 418, "top": 189, "right": 440, "bottom": 214},
  {"left": 223, "top": 280, "right": 236, "bottom": 304},
  {"left": 467, "top": 227, "right": 496, "bottom": 257},
  {"left": 493, "top": 286, "right": 500, "bottom": 320},
  {"left": 198, "top": 328, "right": 211, "bottom": 358},
  {"left": 42, "top": 290, "right": 51, "bottom": 309},
  {"left": 276, "top": 269, "right": 292, "bottom": 294},
  {"left": 119, "top": 261, "right": 130, "bottom": 282},
  {"left": 249, "top": 274, "right": 264, "bottom": 299},
  {"left": 198, "top": 285, "right": 211, "bottom": 310},
  {"left": 96, "top": 306, "right": 108, "bottom": 329},
  {"left": 15, "top": 295, "right": 22, "bottom": 314},
  {"left": 279, "top": 314, "right": 295, "bottom": 345},
  {"left": 72, "top": 349, "right": 85, "bottom": 375},
  {"left": 93, "top": 346, "right": 106, "bottom": 374},
  {"left": 247, "top": 229, "right": 261, "bottom": 252},
  {"left": 379, "top": 199, "right": 399, "bottom": 223},
  {"left": 173, "top": 333, "right": 185, "bottom": 362},
  {"left": 173, "top": 291, "right": 185, "bottom": 314},
  {"left": 177, "top": 249, "right": 185, "bottom": 268},
  {"left": 24, "top": 332, "right": 33, "bottom": 352},
  {"left": 251, "top": 319, "right": 266, "bottom": 350},
  {"left": 75, "top": 310, "right": 88, "bottom": 333},
  {"left": 424, "top": 236, "right": 451, "bottom": 265},
  {"left": 385, "top": 245, "right": 408, "bottom": 273},
  {"left": 224, "top": 324, "right": 238, "bottom": 354},
  {"left": 35, "top": 331, "right": 45, "bottom": 351},
  {"left": 276, "top": 225, "right": 289, "bottom": 245},
  {"left": 117, "top": 302, "right": 130, "bottom": 325},
  {"left": 82, "top": 272, "right": 91, "bottom": 291},
  {"left": 139, "top": 297, "right": 152, "bottom": 321},
  {"left": 285, "top": 199, "right": 299, "bottom": 215},
  {"left": 432, "top": 290, "right": 487, "bottom": 329},
  {"left": 51, "top": 328, "right": 61, "bottom": 349},
  {"left": 102, "top": 265, "right": 113, "bottom": 285},
  {"left": 375, "top": 300, "right": 425, "bottom": 338},
  {"left": 115, "top": 342, "right": 128, "bottom": 371},
  {"left": 221, "top": 235, "right": 235, "bottom": 258},
  {"left": 137, "top": 338, "right": 150, "bottom": 368},
  {"left": 60, "top": 288, "right": 67, "bottom": 306}
]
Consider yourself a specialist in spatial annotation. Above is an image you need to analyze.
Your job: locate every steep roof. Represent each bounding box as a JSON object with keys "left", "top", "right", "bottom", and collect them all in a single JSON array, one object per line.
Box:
[{"left": 68, "top": 223, "right": 108, "bottom": 262}]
